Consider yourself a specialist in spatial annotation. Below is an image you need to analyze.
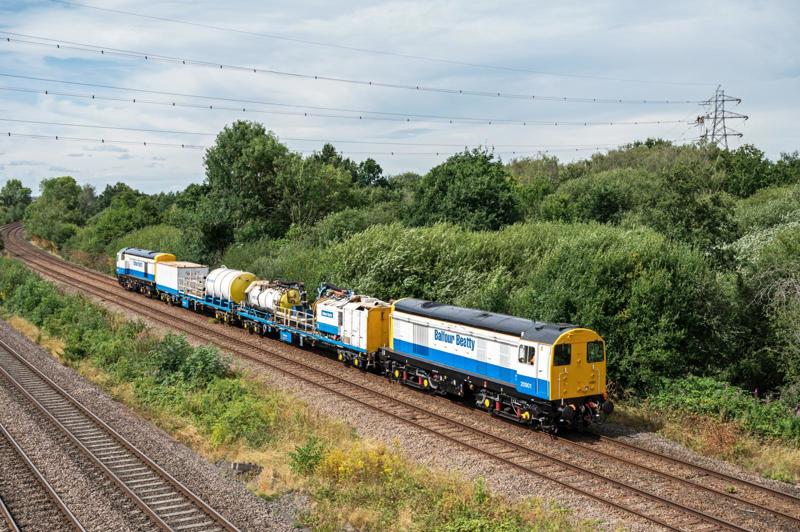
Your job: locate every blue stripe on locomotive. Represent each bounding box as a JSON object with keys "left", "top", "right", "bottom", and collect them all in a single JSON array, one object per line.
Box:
[
  {"left": 392, "top": 339, "right": 550, "bottom": 400},
  {"left": 155, "top": 284, "right": 179, "bottom": 295},
  {"left": 116, "top": 267, "right": 154, "bottom": 282},
  {"left": 237, "top": 307, "right": 367, "bottom": 353},
  {"left": 316, "top": 322, "right": 339, "bottom": 335}
]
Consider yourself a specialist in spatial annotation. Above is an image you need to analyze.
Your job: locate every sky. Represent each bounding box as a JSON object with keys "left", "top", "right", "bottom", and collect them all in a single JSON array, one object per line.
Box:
[{"left": 0, "top": 0, "right": 798, "bottom": 194}]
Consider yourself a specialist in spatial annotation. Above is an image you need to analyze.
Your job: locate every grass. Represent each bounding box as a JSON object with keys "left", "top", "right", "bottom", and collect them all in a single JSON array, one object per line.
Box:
[
  {"left": 614, "top": 402, "right": 800, "bottom": 484},
  {"left": 5, "top": 314, "right": 65, "bottom": 359},
  {"left": 0, "top": 257, "right": 588, "bottom": 531}
]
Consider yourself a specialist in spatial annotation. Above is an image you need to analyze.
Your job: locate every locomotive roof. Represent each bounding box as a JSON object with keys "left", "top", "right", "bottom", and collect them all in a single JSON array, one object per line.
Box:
[
  {"left": 120, "top": 247, "right": 160, "bottom": 259},
  {"left": 393, "top": 298, "right": 577, "bottom": 344}
]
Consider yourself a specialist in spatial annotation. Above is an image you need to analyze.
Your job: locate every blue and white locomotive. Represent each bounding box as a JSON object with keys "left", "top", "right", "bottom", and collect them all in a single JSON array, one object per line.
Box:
[{"left": 385, "top": 299, "right": 611, "bottom": 430}]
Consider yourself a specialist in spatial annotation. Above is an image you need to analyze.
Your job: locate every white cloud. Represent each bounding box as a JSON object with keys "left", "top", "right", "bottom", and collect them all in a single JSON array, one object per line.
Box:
[{"left": 0, "top": 0, "right": 797, "bottom": 192}]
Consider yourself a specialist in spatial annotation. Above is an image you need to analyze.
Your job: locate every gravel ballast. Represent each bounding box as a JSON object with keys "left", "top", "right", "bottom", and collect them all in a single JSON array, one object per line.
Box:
[
  {"left": 0, "top": 318, "right": 301, "bottom": 531},
  {"left": 11, "top": 251, "right": 800, "bottom": 531}
]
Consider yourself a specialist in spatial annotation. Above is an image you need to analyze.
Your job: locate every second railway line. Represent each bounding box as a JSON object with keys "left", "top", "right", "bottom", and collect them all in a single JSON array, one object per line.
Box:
[
  {"left": 3, "top": 221, "right": 800, "bottom": 531},
  {"left": 0, "top": 325, "right": 238, "bottom": 532}
]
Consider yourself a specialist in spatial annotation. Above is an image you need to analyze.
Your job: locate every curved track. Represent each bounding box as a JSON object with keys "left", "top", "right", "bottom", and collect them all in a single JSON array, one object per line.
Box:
[
  {"left": 0, "top": 321, "right": 238, "bottom": 531},
  {"left": 4, "top": 222, "right": 800, "bottom": 530},
  {"left": 0, "top": 420, "right": 84, "bottom": 532}
]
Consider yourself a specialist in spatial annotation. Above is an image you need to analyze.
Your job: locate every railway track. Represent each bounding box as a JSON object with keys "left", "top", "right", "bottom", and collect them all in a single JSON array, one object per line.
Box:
[
  {"left": 4, "top": 222, "right": 800, "bottom": 530},
  {"left": 0, "top": 326, "right": 238, "bottom": 532},
  {"left": 0, "top": 420, "right": 84, "bottom": 532}
]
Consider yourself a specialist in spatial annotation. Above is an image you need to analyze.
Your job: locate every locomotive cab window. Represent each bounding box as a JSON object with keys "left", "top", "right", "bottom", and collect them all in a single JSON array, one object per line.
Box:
[
  {"left": 553, "top": 344, "right": 571, "bottom": 366},
  {"left": 587, "top": 341, "right": 604, "bottom": 363},
  {"left": 518, "top": 345, "right": 535, "bottom": 365}
]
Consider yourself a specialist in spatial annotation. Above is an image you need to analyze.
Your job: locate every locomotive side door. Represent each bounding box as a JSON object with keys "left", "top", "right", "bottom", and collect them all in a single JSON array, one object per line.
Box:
[
  {"left": 515, "top": 341, "right": 540, "bottom": 397},
  {"left": 535, "top": 345, "right": 551, "bottom": 398},
  {"left": 475, "top": 338, "right": 488, "bottom": 376}
]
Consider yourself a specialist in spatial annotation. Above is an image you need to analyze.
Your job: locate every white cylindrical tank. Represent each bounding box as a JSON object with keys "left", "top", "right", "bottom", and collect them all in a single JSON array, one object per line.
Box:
[
  {"left": 205, "top": 267, "right": 255, "bottom": 303},
  {"left": 245, "top": 281, "right": 302, "bottom": 312}
]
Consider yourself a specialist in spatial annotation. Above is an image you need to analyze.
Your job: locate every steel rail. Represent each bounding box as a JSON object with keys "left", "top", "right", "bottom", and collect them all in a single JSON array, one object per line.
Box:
[
  {"left": 596, "top": 434, "right": 800, "bottom": 505},
  {"left": 0, "top": 421, "right": 85, "bottom": 531},
  {"left": 0, "top": 224, "right": 765, "bottom": 531},
  {"left": 0, "top": 332, "right": 238, "bottom": 532},
  {"left": 0, "top": 494, "right": 19, "bottom": 532},
  {"left": 9, "top": 222, "right": 798, "bottom": 514}
]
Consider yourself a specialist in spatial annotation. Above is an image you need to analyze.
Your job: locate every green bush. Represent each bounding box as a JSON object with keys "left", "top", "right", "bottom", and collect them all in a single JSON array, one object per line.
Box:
[
  {"left": 107, "top": 224, "right": 197, "bottom": 263},
  {"left": 0, "top": 258, "right": 274, "bottom": 449},
  {"left": 717, "top": 144, "right": 777, "bottom": 197},
  {"left": 538, "top": 168, "right": 659, "bottom": 224},
  {"left": 649, "top": 377, "right": 800, "bottom": 443},
  {"left": 290, "top": 435, "right": 326, "bottom": 474},
  {"left": 561, "top": 139, "right": 718, "bottom": 181},
  {"left": 328, "top": 222, "right": 737, "bottom": 392},
  {"left": 407, "top": 149, "right": 520, "bottom": 231},
  {"left": 150, "top": 333, "right": 194, "bottom": 382},
  {"left": 734, "top": 183, "right": 800, "bottom": 234},
  {"left": 210, "top": 395, "right": 275, "bottom": 447},
  {"left": 745, "top": 225, "right": 800, "bottom": 383},
  {"left": 180, "top": 345, "right": 230, "bottom": 386},
  {"left": 221, "top": 237, "right": 329, "bottom": 291},
  {"left": 289, "top": 202, "right": 400, "bottom": 247}
]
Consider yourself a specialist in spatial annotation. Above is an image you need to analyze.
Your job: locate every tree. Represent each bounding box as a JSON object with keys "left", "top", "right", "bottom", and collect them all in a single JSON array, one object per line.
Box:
[
  {"left": 311, "top": 143, "right": 385, "bottom": 186},
  {"left": 92, "top": 182, "right": 139, "bottom": 215},
  {"left": 274, "top": 154, "right": 355, "bottom": 228},
  {"left": 78, "top": 184, "right": 96, "bottom": 220},
  {"left": 408, "top": 149, "right": 519, "bottom": 231},
  {"left": 635, "top": 165, "right": 738, "bottom": 263},
  {"left": 771, "top": 151, "right": 800, "bottom": 188},
  {"left": 23, "top": 176, "right": 83, "bottom": 246},
  {"left": 717, "top": 144, "right": 773, "bottom": 197},
  {"left": 202, "top": 121, "right": 291, "bottom": 245},
  {"left": 199, "top": 122, "right": 364, "bottom": 251},
  {"left": 89, "top": 190, "right": 160, "bottom": 246},
  {"left": 0, "top": 179, "right": 32, "bottom": 222},
  {"left": 355, "top": 158, "right": 386, "bottom": 187}
]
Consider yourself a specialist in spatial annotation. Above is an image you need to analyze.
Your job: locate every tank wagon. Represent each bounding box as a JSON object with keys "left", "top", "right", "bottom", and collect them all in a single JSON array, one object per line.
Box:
[{"left": 117, "top": 247, "right": 612, "bottom": 431}]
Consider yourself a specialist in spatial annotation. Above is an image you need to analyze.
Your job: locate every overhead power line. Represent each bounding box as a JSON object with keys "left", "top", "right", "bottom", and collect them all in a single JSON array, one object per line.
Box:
[
  {"left": 0, "top": 32, "right": 706, "bottom": 105},
  {"left": 1, "top": 131, "right": 204, "bottom": 149},
  {"left": 50, "top": 0, "right": 713, "bottom": 87},
  {"left": 0, "top": 117, "right": 635, "bottom": 149},
  {"left": 0, "top": 85, "right": 696, "bottom": 128},
  {"left": 0, "top": 129, "right": 626, "bottom": 156}
]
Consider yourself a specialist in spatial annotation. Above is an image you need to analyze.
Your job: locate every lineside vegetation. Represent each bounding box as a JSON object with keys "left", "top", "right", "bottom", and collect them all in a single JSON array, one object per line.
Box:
[
  {"left": 3, "top": 124, "right": 800, "bottom": 482},
  {"left": 0, "top": 257, "right": 589, "bottom": 531}
]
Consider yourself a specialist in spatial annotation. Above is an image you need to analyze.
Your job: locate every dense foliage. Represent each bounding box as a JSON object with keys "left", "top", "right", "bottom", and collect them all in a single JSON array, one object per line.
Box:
[
  {"left": 326, "top": 222, "right": 740, "bottom": 391},
  {"left": 649, "top": 377, "right": 800, "bottom": 444},
  {"left": 0, "top": 257, "right": 273, "bottom": 447},
  {"left": 23, "top": 176, "right": 86, "bottom": 246},
  {"left": 0, "top": 257, "right": 584, "bottom": 531},
  {"left": 0, "top": 179, "right": 32, "bottom": 224},
  {"left": 4, "top": 123, "right": 800, "bottom": 438},
  {"left": 407, "top": 148, "right": 519, "bottom": 231}
]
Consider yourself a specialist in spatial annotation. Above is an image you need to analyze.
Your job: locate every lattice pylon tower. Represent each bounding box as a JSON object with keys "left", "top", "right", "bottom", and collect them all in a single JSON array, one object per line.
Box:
[{"left": 696, "top": 86, "right": 748, "bottom": 149}]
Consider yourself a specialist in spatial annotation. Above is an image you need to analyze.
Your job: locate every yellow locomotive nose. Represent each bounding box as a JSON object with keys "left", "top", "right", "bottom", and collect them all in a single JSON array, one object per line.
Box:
[{"left": 550, "top": 330, "right": 606, "bottom": 401}]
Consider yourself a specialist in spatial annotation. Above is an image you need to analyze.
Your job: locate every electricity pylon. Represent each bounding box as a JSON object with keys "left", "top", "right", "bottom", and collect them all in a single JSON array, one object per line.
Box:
[{"left": 696, "top": 86, "right": 748, "bottom": 149}]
